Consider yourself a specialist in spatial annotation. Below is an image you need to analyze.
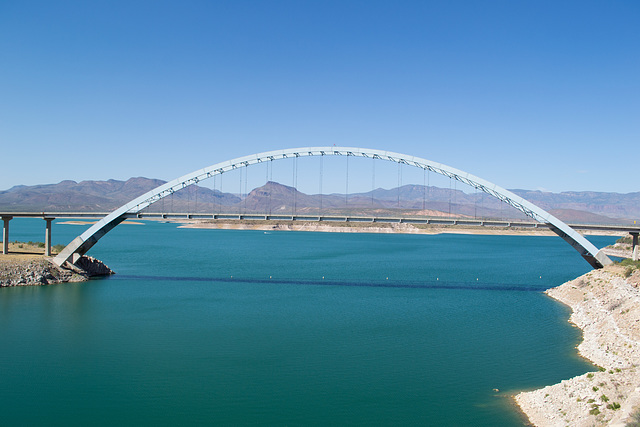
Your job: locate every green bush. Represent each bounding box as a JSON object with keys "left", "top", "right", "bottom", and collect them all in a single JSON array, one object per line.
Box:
[
  {"left": 617, "top": 236, "right": 633, "bottom": 245},
  {"left": 619, "top": 259, "right": 640, "bottom": 269}
]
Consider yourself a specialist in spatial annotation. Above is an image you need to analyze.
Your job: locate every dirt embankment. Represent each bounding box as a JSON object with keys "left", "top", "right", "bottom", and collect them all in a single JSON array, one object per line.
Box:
[{"left": 515, "top": 264, "right": 640, "bottom": 426}]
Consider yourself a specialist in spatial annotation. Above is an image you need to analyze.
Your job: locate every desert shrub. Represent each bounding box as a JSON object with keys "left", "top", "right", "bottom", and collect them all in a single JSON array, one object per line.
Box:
[
  {"left": 617, "top": 236, "right": 633, "bottom": 245},
  {"left": 619, "top": 259, "right": 640, "bottom": 269}
]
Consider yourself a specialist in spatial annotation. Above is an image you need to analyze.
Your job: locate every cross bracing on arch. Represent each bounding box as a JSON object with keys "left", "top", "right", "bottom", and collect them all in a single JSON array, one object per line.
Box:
[{"left": 53, "top": 146, "right": 613, "bottom": 270}]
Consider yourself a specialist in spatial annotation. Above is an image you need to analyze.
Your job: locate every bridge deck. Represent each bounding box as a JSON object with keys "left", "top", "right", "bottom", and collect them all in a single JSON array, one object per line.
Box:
[{"left": 2, "top": 212, "right": 639, "bottom": 233}]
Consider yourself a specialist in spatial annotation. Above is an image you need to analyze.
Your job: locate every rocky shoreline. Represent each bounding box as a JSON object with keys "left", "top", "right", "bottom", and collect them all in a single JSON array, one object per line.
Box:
[
  {"left": 0, "top": 255, "right": 114, "bottom": 287},
  {"left": 515, "top": 264, "right": 640, "bottom": 426}
]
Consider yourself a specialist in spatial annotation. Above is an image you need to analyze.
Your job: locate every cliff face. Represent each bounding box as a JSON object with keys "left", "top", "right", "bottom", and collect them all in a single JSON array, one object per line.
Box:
[{"left": 515, "top": 265, "right": 640, "bottom": 426}]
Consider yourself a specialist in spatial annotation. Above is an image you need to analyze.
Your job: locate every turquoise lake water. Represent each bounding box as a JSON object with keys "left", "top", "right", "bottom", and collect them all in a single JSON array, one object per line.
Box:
[{"left": 0, "top": 219, "right": 617, "bottom": 425}]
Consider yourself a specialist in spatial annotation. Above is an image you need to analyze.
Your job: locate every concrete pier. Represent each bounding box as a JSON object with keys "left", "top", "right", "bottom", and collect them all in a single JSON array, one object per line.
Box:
[
  {"left": 45, "top": 218, "right": 53, "bottom": 256},
  {"left": 2, "top": 216, "right": 11, "bottom": 254},
  {"left": 632, "top": 232, "right": 639, "bottom": 262}
]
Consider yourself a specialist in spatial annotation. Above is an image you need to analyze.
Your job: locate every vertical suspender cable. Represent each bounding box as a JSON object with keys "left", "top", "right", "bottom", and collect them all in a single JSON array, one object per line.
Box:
[
  {"left": 423, "top": 167, "right": 426, "bottom": 213},
  {"left": 220, "top": 172, "right": 224, "bottom": 214},
  {"left": 371, "top": 156, "right": 375, "bottom": 208},
  {"left": 397, "top": 162, "right": 401, "bottom": 208},
  {"left": 319, "top": 155, "right": 323, "bottom": 215},
  {"left": 448, "top": 179, "right": 452, "bottom": 217},
  {"left": 427, "top": 168, "right": 430, "bottom": 216},
  {"left": 292, "top": 156, "right": 297, "bottom": 216},
  {"left": 474, "top": 186, "right": 477, "bottom": 219},
  {"left": 453, "top": 179, "right": 456, "bottom": 217},
  {"left": 345, "top": 154, "right": 349, "bottom": 210},
  {"left": 244, "top": 166, "right": 248, "bottom": 214},
  {"left": 265, "top": 161, "right": 269, "bottom": 216}
]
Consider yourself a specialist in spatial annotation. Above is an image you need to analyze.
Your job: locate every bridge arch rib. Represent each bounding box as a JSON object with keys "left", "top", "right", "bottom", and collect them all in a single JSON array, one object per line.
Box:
[{"left": 53, "top": 147, "right": 612, "bottom": 269}]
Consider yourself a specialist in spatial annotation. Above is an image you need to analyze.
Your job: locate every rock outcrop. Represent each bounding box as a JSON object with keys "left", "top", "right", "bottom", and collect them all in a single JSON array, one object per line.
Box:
[{"left": 0, "top": 256, "right": 114, "bottom": 287}]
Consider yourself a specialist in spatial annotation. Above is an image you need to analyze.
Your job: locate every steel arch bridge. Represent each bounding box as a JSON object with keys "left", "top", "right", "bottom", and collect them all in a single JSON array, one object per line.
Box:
[{"left": 53, "top": 147, "right": 613, "bottom": 269}]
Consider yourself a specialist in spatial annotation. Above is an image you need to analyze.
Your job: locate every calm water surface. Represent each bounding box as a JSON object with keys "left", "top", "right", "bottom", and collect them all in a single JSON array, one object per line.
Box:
[{"left": 0, "top": 219, "right": 617, "bottom": 425}]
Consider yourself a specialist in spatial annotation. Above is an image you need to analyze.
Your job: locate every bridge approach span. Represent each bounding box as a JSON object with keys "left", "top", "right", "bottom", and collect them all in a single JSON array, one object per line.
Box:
[{"left": 52, "top": 147, "right": 613, "bottom": 269}]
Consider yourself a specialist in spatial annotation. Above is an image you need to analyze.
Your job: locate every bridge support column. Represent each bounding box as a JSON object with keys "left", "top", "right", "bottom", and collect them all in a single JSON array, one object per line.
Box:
[
  {"left": 632, "top": 232, "right": 639, "bottom": 262},
  {"left": 44, "top": 218, "right": 53, "bottom": 256},
  {"left": 2, "top": 216, "right": 11, "bottom": 255}
]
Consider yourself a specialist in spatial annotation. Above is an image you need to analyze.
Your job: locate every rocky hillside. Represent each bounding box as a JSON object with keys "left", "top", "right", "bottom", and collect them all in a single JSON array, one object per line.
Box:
[{"left": 515, "top": 263, "right": 640, "bottom": 426}]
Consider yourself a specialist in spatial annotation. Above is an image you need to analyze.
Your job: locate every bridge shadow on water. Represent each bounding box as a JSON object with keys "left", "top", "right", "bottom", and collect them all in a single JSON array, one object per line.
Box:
[{"left": 112, "top": 274, "right": 548, "bottom": 292}]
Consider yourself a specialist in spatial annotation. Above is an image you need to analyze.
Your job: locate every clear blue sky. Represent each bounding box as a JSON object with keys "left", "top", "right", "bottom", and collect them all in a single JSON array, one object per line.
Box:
[{"left": 1, "top": 0, "right": 638, "bottom": 194}]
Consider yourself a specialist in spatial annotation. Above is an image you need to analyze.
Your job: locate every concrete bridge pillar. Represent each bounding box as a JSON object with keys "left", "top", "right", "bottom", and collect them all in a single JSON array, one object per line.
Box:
[
  {"left": 44, "top": 218, "right": 53, "bottom": 256},
  {"left": 632, "top": 232, "right": 639, "bottom": 262},
  {"left": 2, "top": 216, "right": 11, "bottom": 255}
]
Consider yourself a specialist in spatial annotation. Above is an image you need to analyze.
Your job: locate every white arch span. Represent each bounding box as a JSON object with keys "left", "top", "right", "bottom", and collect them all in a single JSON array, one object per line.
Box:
[{"left": 53, "top": 147, "right": 613, "bottom": 269}]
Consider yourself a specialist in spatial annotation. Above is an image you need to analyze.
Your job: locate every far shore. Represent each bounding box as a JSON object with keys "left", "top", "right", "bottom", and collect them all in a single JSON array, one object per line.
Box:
[{"left": 174, "top": 219, "right": 626, "bottom": 237}]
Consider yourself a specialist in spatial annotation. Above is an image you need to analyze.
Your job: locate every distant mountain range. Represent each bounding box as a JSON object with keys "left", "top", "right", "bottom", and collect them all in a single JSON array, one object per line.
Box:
[{"left": 1, "top": 177, "right": 638, "bottom": 224}]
